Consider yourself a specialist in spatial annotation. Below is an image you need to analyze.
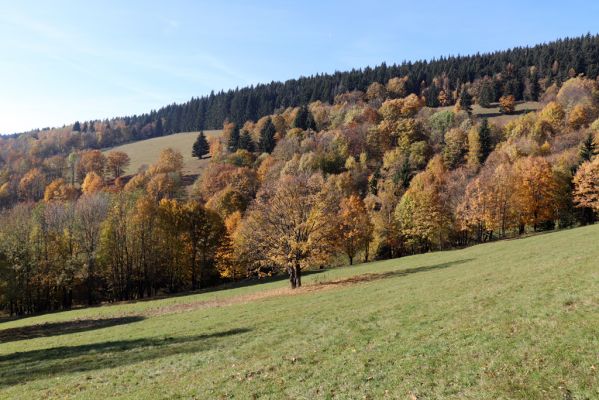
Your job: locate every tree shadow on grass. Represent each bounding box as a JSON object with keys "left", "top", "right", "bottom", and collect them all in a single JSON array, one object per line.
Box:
[
  {"left": 0, "top": 327, "right": 250, "bottom": 387},
  {"left": 0, "top": 316, "right": 146, "bottom": 344},
  {"left": 318, "top": 259, "right": 474, "bottom": 287},
  {"left": 477, "top": 108, "right": 536, "bottom": 119}
]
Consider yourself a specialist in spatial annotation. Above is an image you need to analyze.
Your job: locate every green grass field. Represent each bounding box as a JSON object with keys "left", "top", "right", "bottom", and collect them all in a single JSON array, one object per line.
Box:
[
  {"left": 438, "top": 101, "right": 541, "bottom": 126},
  {"left": 103, "top": 130, "right": 221, "bottom": 176},
  {"left": 1, "top": 224, "right": 598, "bottom": 399}
]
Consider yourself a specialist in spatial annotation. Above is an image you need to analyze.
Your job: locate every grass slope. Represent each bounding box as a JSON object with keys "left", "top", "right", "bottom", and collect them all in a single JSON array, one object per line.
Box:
[
  {"left": 102, "top": 130, "right": 221, "bottom": 176},
  {"left": 1, "top": 225, "right": 598, "bottom": 399},
  {"left": 438, "top": 101, "right": 541, "bottom": 126}
]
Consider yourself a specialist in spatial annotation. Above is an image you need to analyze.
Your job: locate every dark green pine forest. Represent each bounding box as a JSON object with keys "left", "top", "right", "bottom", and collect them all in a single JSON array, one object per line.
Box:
[{"left": 12, "top": 34, "right": 599, "bottom": 146}]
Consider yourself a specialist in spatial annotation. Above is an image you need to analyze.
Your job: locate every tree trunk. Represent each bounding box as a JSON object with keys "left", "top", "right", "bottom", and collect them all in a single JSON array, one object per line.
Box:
[
  {"left": 294, "top": 264, "right": 302, "bottom": 288},
  {"left": 190, "top": 244, "right": 198, "bottom": 291},
  {"left": 349, "top": 255, "right": 353, "bottom": 265},
  {"left": 288, "top": 266, "right": 297, "bottom": 289},
  {"left": 87, "top": 258, "right": 95, "bottom": 305}
]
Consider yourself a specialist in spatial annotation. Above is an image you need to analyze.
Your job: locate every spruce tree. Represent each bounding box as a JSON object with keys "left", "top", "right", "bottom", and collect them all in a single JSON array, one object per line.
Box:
[
  {"left": 426, "top": 85, "right": 440, "bottom": 107},
  {"left": 239, "top": 130, "right": 255, "bottom": 152},
  {"left": 192, "top": 131, "right": 210, "bottom": 159},
  {"left": 228, "top": 125, "right": 240, "bottom": 152},
  {"left": 579, "top": 133, "right": 598, "bottom": 163},
  {"left": 458, "top": 88, "right": 473, "bottom": 114},
  {"left": 306, "top": 109, "right": 317, "bottom": 131},
  {"left": 478, "top": 118, "right": 492, "bottom": 163},
  {"left": 478, "top": 83, "right": 495, "bottom": 108},
  {"left": 73, "top": 121, "right": 81, "bottom": 132},
  {"left": 526, "top": 69, "right": 541, "bottom": 101},
  {"left": 293, "top": 105, "right": 316, "bottom": 130},
  {"left": 155, "top": 118, "right": 164, "bottom": 136},
  {"left": 258, "top": 118, "right": 276, "bottom": 153}
]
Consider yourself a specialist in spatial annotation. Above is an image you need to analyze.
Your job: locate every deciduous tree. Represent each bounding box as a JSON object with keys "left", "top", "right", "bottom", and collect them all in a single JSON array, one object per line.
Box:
[
  {"left": 573, "top": 157, "right": 599, "bottom": 213},
  {"left": 242, "top": 174, "right": 336, "bottom": 288},
  {"left": 337, "top": 195, "right": 373, "bottom": 265},
  {"left": 512, "top": 157, "right": 558, "bottom": 231},
  {"left": 106, "top": 151, "right": 131, "bottom": 178}
]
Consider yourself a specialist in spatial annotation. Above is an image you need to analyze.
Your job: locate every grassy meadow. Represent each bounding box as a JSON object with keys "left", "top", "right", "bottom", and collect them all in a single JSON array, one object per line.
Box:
[
  {"left": 102, "top": 130, "right": 221, "bottom": 176},
  {"left": 1, "top": 224, "right": 598, "bottom": 399},
  {"left": 438, "top": 101, "right": 541, "bottom": 126}
]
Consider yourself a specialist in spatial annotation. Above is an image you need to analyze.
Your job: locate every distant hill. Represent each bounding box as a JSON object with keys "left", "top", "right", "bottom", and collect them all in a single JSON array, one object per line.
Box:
[
  {"left": 13, "top": 34, "right": 599, "bottom": 149},
  {"left": 111, "top": 34, "right": 599, "bottom": 133}
]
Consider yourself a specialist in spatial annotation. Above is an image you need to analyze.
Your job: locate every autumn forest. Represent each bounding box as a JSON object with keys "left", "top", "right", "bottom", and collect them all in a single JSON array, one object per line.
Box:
[{"left": 1, "top": 35, "right": 599, "bottom": 316}]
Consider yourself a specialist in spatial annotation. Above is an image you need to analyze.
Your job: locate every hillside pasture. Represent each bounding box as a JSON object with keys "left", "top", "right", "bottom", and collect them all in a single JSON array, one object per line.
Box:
[
  {"left": 437, "top": 101, "right": 541, "bottom": 126},
  {"left": 1, "top": 224, "right": 598, "bottom": 399},
  {"left": 102, "top": 130, "right": 221, "bottom": 177}
]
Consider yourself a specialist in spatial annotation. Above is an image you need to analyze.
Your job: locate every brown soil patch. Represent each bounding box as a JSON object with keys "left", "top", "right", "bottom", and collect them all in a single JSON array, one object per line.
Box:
[
  {"left": 143, "top": 274, "right": 380, "bottom": 317},
  {"left": 142, "top": 260, "right": 470, "bottom": 317}
]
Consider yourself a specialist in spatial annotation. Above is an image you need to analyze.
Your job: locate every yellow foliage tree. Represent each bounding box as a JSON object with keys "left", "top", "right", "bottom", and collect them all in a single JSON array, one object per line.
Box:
[
  {"left": 44, "top": 178, "right": 78, "bottom": 202},
  {"left": 386, "top": 76, "right": 408, "bottom": 98},
  {"left": 538, "top": 101, "right": 565, "bottom": 132},
  {"left": 149, "top": 148, "right": 184, "bottom": 175},
  {"left": 240, "top": 174, "right": 336, "bottom": 288},
  {"left": 18, "top": 168, "right": 46, "bottom": 201},
  {"left": 81, "top": 172, "right": 104, "bottom": 195},
  {"left": 512, "top": 157, "right": 558, "bottom": 231},
  {"left": 498, "top": 95, "right": 516, "bottom": 114},
  {"left": 337, "top": 195, "right": 374, "bottom": 265},
  {"left": 395, "top": 156, "right": 452, "bottom": 250},
  {"left": 567, "top": 104, "right": 592, "bottom": 130}
]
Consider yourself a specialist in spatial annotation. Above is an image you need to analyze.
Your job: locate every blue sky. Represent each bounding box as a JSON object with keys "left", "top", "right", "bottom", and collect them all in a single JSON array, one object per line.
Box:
[{"left": 1, "top": 0, "right": 598, "bottom": 134}]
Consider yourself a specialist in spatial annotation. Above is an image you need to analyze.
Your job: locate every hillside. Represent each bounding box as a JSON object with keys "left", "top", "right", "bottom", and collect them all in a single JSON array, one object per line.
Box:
[
  {"left": 1, "top": 225, "right": 598, "bottom": 399},
  {"left": 102, "top": 130, "right": 221, "bottom": 177}
]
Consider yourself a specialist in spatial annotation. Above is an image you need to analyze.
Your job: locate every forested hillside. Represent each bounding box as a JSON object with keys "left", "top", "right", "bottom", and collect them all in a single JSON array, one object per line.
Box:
[
  {"left": 8, "top": 34, "right": 599, "bottom": 140},
  {"left": 1, "top": 36, "right": 599, "bottom": 316}
]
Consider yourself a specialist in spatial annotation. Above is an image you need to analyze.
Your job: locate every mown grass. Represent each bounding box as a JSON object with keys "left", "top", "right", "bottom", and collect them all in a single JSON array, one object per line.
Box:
[
  {"left": 1, "top": 225, "right": 598, "bottom": 399},
  {"left": 102, "top": 130, "right": 221, "bottom": 176}
]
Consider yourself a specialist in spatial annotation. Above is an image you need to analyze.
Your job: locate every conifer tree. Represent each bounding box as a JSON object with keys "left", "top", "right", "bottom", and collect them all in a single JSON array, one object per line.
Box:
[
  {"left": 192, "top": 131, "right": 210, "bottom": 159},
  {"left": 228, "top": 125, "right": 240, "bottom": 152},
  {"left": 239, "top": 130, "right": 255, "bottom": 152},
  {"left": 478, "top": 118, "right": 492, "bottom": 163},
  {"left": 478, "top": 82, "right": 495, "bottom": 108},
  {"left": 258, "top": 118, "right": 276, "bottom": 153},
  {"left": 457, "top": 88, "right": 473, "bottom": 114},
  {"left": 579, "top": 133, "right": 598, "bottom": 163},
  {"left": 155, "top": 118, "right": 164, "bottom": 136},
  {"left": 425, "top": 85, "right": 440, "bottom": 107},
  {"left": 292, "top": 105, "right": 316, "bottom": 130},
  {"left": 73, "top": 121, "right": 81, "bottom": 132}
]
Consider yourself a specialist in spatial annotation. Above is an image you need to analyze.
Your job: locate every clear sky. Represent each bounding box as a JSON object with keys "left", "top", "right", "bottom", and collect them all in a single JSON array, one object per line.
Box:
[{"left": 1, "top": 0, "right": 598, "bottom": 134}]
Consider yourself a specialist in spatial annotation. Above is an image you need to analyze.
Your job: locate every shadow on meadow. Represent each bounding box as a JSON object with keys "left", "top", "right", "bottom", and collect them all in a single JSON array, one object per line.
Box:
[
  {"left": 317, "top": 259, "right": 474, "bottom": 287},
  {"left": 0, "top": 327, "right": 251, "bottom": 387},
  {"left": 0, "top": 316, "right": 146, "bottom": 343}
]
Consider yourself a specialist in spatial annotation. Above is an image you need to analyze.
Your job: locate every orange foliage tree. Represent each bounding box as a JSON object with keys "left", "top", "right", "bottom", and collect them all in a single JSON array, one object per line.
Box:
[
  {"left": 512, "top": 157, "right": 558, "bottom": 231},
  {"left": 573, "top": 157, "right": 599, "bottom": 213},
  {"left": 337, "top": 195, "right": 374, "bottom": 265}
]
